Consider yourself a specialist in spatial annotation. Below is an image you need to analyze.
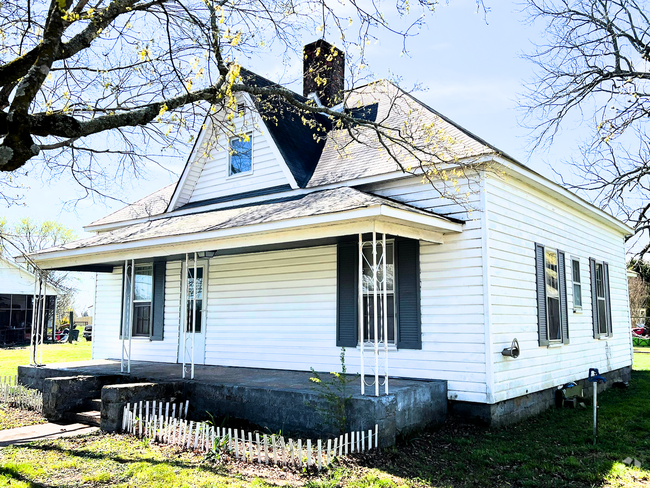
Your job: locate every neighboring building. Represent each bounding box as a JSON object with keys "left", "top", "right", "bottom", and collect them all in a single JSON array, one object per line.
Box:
[
  {"left": 26, "top": 40, "right": 633, "bottom": 424},
  {"left": 0, "top": 256, "right": 58, "bottom": 344}
]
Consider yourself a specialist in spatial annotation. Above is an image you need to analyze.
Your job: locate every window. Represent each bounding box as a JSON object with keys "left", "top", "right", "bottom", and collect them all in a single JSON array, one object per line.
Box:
[
  {"left": 228, "top": 133, "right": 253, "bottom": 175},
  {"left": 572, "top": 258, "right": 582, "bottom": 310},
  {"left": 361, "top": 240, "right": 395, "bottom": 343},
  {"left": 121, "top": 261, "right": 166, "bottom": 341},
  {"left": 545, "top": 248, "right": 562, "bottom": 342},
  {"left": 590, "top": 259, "right": 612, "bottom": 338},
  {"left": 535, "top": 243, "right": 569, "bottom": 346},
  {"left": 133, "top": 264, "right": 153, "bottom": 336},
  {"left": 186, "top": 267, "right": 204, "bottom": 333}
]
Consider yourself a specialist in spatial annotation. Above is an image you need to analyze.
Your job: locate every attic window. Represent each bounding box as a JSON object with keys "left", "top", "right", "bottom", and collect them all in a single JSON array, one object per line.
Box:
[
  {"left": 228, "top": 133, "right": 253, "bottom": 176},
  {"left": 236, "top": 102, "right": 246, "bottom": 115}
]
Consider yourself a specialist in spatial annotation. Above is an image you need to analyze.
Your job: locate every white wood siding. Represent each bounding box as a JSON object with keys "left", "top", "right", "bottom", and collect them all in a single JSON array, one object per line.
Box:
[
  {"left": 360, "top": 177, "right": 488, "bottom": 402},
  {"left": 0, "top": 262, "right": 57, "bottom": 295},
  {"left": 486, "top": 176, "right": 632, "bottom": 403},
  {"left": 92, "top": 262, "right": 182, "bottom": 363},
  {"left": 173, "top": 107, "right": 291, "bottom": 209}
]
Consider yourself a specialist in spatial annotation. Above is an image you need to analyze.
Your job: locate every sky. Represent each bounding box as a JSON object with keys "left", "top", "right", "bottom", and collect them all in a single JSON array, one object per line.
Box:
[{"left": 1, "top": 0, "right": 589, "bottom": 314}]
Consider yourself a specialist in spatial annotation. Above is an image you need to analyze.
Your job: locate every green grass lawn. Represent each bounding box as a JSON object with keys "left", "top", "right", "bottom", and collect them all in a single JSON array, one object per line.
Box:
[
  {"left": 0, "top": 340, "right": 92, "bottom": 377},
  {"left": 0, "top": 354, "right": 648, "bottom": 487}
]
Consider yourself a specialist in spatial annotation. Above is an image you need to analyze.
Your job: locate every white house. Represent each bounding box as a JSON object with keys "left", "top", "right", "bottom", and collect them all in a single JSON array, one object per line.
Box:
[
  {"left": 0, "top": 255, "right": 59, "bottom": 344},
  {"left": 27, "top": 40, "right": 633, "bottom": 424}
]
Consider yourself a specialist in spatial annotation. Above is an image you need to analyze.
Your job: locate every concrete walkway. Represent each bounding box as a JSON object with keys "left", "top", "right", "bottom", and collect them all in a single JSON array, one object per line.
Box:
[{"left": 0, "top": 422, "right": 98, "bottom": 447}]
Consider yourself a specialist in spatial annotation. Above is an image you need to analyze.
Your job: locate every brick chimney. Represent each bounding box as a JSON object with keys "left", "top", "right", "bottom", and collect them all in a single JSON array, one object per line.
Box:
[{"left": 303, "top": 39, "right": 344, "bottom": 107}]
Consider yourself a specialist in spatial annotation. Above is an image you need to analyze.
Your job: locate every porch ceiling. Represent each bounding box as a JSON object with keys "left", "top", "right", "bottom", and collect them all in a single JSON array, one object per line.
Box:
[{"left": 25, "top": 187, "right": 464, "bottom": 271}]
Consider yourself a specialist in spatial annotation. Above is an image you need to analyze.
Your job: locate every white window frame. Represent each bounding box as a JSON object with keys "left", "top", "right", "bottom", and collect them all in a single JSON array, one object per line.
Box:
[
  {"left": 544, "top": 248, "right": 563, "bottom": 343},
  {"left": 227, "top": 132, "right": 254, "bottom": 178},
  {"left": 132, "top": 263, "right": 153, "bottom": 337},
  {"left": 360, "top": 239, "right": 397, "bottom": 346},
  {"left": 571, "top": 257, "right": 582, "bottom": 313}
]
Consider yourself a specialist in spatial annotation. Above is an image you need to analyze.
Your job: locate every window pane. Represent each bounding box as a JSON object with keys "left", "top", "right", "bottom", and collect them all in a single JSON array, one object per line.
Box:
[
  {"left": 595, "top": 263, "right": 604, "bottom": 299},
  {"left": 572, "top": 260, "right": 581, "bottom": 283},
  {"left": 11, "top": 295, "right": 27, "bottom": 310},
  {"left": 134, "top": 264, "right": 153, "bottom": 301},
  {"left": 362, "top": 295, "right": 395, "bottom": 343},
  {"left": 229, "top": 135, "right": 252, "bottom": 174},
  {"left": 547, "top": 296, "right": 561, "bottom": 341},
  {"left": 598, "top": 300, "right": 607, "bottom": 334},
  {"left": 0, "top": 295, "right": 11, "bottom": 309},
  {"left": 186, "top": 299, "right": 203, "bottom": 333},
  {"left": 133, "top": 303, "right": 151, "bottom": 336},
  {"left": 188, "top": 268, "right": 203, "bottom": 300},
  {"left": 11, "top": 310, "right": 26, "bottom": 328},
  {"left": 362, "top": 242, "right": 394, "bottom": 293},
  {"left": 573, "top": 283, "right": 582, "bottom": 307},
  {"left": 0, "top": 310, "right": 9, "bottom": 329},
  {"left": 545, "top": 249, "right": 559, "bottom": 299}
]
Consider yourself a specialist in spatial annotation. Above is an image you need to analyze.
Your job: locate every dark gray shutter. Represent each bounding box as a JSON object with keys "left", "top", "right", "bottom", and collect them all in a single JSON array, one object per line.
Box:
[
  {"left": 151, "top": 261, "right": 166, "bottom": 341},
  {"left": 535, "top": 243, "right": 549, "bottom": 346},
  {"left": 604, "top": 262, "right": 613, "bottom": 337},
  {"left": 336, "top": 242, "right": 358, "bottom": 347},
  {"left": 590, "top": 258, "right": 598, "bottom": 338},
  {"left": 558, "top": 251, "right": 569, "bottom": 344},
  {"left": 395, "top": 237, "right": 422, "bottom": 350}
]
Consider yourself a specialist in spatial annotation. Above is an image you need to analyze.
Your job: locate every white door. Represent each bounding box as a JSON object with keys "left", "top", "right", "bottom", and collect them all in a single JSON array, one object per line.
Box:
[{"left": 179, "top": 260, "right": 207, "bottom": 365}]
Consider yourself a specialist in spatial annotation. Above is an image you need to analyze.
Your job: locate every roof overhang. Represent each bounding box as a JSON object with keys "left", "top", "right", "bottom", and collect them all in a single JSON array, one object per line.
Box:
[{"left": 27, "top": 204, "right": 463, "bottom": 271}]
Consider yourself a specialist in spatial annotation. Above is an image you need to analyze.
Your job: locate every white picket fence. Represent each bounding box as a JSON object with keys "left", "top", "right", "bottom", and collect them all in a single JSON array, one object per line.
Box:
[
  {"left": 122, "top": 399, "right": 378, "bottom": 469},
  {"left": 0, "top": 375, "right": 43, "bottom": 413}
]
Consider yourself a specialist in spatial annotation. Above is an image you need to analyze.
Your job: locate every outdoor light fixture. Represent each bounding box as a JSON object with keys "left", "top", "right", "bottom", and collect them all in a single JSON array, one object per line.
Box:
[
  {"left": 197, "top": 250, "right": 217, "bottom": 258},
  {"left": 501, "top": 338, "right": 520, "bottom": 359}
]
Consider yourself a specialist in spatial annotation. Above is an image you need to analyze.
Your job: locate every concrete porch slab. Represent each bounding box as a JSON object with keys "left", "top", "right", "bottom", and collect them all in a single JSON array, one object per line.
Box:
[{"left": 18, "top": 360, "right": 447, "bottom": 446}]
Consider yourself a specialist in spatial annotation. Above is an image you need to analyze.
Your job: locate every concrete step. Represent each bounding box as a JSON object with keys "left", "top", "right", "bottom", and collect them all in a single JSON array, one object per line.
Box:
[
  {"left": 64, "top": 410, "right": 101, "bottom": 427},
  {"left": 85, "top": 398, "right": 102, "bottom": 411}
]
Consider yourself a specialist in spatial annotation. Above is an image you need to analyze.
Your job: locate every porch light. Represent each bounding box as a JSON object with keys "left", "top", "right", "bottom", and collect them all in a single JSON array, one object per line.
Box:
[{"left": 197, "top": 250, "right": 217, "bottom": 258}]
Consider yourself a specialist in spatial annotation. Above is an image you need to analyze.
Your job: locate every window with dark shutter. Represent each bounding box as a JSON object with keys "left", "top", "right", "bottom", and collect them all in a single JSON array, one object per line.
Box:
[
  {"left": 336, "top": 242, "right": 358, "bottom": 347},
  {"left": 535, "top": 243, "right": 569, "bottom": 346},
  {"left": 120, "top": 261, "right": 165, "bottom": 340}
]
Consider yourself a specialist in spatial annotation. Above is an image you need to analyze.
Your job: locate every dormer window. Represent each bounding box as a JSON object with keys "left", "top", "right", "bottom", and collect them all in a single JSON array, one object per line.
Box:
[{"left": 229, "top": 133, "right": 253, "bottom": 176}]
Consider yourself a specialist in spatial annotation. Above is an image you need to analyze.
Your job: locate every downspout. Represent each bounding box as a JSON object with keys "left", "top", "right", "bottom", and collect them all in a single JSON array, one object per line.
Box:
[{"left": 480, "top": 175, "right": 495, "bottom": 404}]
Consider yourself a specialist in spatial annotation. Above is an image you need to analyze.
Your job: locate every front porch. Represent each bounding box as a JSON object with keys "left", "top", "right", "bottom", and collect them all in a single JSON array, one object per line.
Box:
[{"left": 18, "top": 360, "right": 447, "bottom": 446}]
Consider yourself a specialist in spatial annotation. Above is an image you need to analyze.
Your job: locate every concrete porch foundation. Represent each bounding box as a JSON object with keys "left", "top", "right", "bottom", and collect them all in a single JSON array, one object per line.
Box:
[{"left": 18, "top": 360, "right": 447, "bottom": 447}]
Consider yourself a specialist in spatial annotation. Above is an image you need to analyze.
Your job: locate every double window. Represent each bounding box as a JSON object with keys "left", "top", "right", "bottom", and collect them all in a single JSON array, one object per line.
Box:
[
  {"left": 590, "top": 258, "right": 613, "bottom": 338},
  {"left": 535, "top": 243, "right": 569, "bottom": 346},
  {"left": 228, "top": 133, "right": 253, "bottom": 175}
]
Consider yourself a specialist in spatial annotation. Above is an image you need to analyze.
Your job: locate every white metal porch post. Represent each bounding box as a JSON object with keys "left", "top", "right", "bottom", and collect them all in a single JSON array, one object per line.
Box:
[
  {"left": 191, "top": 252, "right": 197, "bottom": 380},
  {"left": 358, "top": 233, "right": 364, "bottom": 395},
  {"left": 357, "top": 231, "right": 390, "bottom": 397},
  {"left": 372, "top": 232, "right": 379, "bottom": 397},
  {"left": 182, "top": 252, "right": 197, "bottom": 380},
  {"left": 121, "top": 259, "right": 134, "bottom": 374},
  {"left": 39, "top": 277, "right": 46, "bottom": 365},
  {"left": 29, "top": 273, "right": 37, "bottom": 365},
  {"left": 383, "top": 233, "right": 389, "bottom": 395}
]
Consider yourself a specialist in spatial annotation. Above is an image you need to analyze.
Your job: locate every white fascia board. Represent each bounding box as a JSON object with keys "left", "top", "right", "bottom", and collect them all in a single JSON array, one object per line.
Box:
[
  {"left": 166, "top": 114, "right": 212, "bottom": 213},
  {"left": 494, "top": 156, "right": 634, "bottom": 236},
  {"left": 31, "top": 205, "right": 461, "bottom": 269},
  {"left": 83, "top": 155, "right": 491, "bottom": 233}
]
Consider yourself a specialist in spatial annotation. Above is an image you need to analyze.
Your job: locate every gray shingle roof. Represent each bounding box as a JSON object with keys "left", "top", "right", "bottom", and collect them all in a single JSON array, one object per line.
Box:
[
  {"left": 307, "top": 81, "right": 495, "bottom": 187},
  {"left": 40, "top": 187, "right": 456, "bottom": 254},
  {"left": 88, "top": 184, "right": 175, "bottom": 228}
]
